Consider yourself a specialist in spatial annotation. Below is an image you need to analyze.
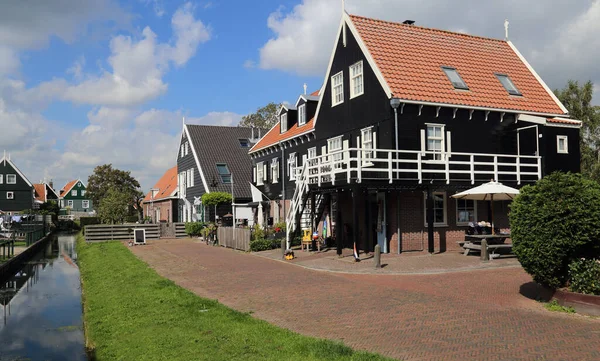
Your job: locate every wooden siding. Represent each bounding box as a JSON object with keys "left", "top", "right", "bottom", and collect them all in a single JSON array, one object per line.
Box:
[
  {"left": 0, "top": 160, "right": 33, "bottom": 212},
  {"left": 177, "top": 133, "right": 206, "bottom": 205}
]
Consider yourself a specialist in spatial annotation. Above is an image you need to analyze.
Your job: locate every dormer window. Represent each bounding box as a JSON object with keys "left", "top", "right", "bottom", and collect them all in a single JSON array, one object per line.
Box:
[
  {"left": 216, "top": 164, "right": 232, "bottom": 184},
  {"left": 495, "top": 74, "right": 522, "bottom": 96},
  {"left": 298, "top": 104, "right": 306, "bottom": 126},
  {"left": 441, "top": 67, "right": 469, "bottom": 90},
  {"left": 350, "top": 61, "right": 364, "bottom": 98},
  {"left": 331, "top": 71, "right": 344, "bottom": 106},
  {"left": 239, "top": 139, "right": 250, "bottom": 147},
  {"left": 280, "top": 113, "right": 288, "bottom": 133}
]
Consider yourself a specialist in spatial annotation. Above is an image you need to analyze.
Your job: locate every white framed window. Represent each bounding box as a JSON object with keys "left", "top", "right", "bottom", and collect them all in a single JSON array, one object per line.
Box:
[
  {"left": 271, "top": 158, "right": 279, "bottom": 183},
  {"left": 361, "top": 126, "right": 374, "bottom": 162},
  {"left": 280, "top": 113, "right": 288, "bottom": 133},
  {"left": 82, "top": 190, "right": 86, "bottom": 196},
  {"left": 6, "top": 192, "right": 14, "bottom": 200},
  {"left": 456, "top": 199, "right": 477, "bottom": 226},
  {"left": 71, "top": 190, "right": 77, "bottom": 196},
  {"left": 307, "top": 147, "right": 317, "bottom": 167},
  {"left": 181, "top": 144, "right": 184, "bottom": 158},
  {"left": 6, "top": 174, "right": 16, "bottom": 184},
  {"left": 0, "top": 175, "right": 3, "bottom": 184},
  {"left": 185, "top": 142, "right": 189, "bottom": 156},
  {"left": 298, "top": 104, "right": 306, "bottom": 126},
  {"left": 350, "top": 61, "right": 364, "bottom": 98},
  {"left": 426, "top": 124, "right": 445, "bottom": 161},
  {"left": 288, "top": 153, "right": 297, "bottom": 181},
  {"left": 186, "top": 169, "right": 192, "bottom": 188},
  {"left": 328, "top": 136, "right": 343, "bottom": 169},
  {"left": 424, "top": 191, "right": 447, "bottom": 227},
  {"left": 216, "top": 164, "right": 231, "bottom": 184},
  {"left": 82, "top": 200, "right": 90, "bottom": 209},
  {"left": 331, "top": 71, "right": 344, "bottom": 106},
  {"left": 257, "top": 162, "right": 264, "bottom": 186},
  {"left": 191, "top": 167, "right": 195, "bottom": 186},
  {"left": 68, "top": 200, "right": 74, "bottom": 207},
  {"left": 557, "top": 135, "right": 568, "bottom": 154}
]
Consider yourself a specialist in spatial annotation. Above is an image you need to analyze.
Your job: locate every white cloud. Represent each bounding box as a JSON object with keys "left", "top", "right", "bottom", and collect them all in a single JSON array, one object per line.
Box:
[
  {"left": 66, "top": 56, "right": 86, "bottom": 80},
  {"left": 188, "top": 111, "right": 244, "bottom": 126}
]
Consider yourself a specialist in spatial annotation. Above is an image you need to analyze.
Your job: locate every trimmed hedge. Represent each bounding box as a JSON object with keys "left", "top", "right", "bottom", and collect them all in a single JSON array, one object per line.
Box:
[
  {"left": 185, "top": 222, "right": 206, "bottom": 237},
  {"left": 569, "top": 259, "right": 600, "bottom": 295},
  {"left": 250, "top": 239, "right": 282, "bottom": 252},
  {"left": 510, "top": 172, "right": 600, "bottom": 289}
]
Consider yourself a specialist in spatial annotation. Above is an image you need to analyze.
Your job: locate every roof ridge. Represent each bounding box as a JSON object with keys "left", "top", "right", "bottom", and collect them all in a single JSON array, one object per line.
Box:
[
  {"left": 186, "top": 124, "right": 260, "bottom": 130},
  {"left": 348, "top": 13, "right": 506, "bottom": 43}
]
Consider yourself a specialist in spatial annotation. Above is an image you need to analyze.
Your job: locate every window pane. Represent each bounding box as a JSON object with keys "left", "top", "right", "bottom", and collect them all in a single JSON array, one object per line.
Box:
[
  {"left": 217, "top": 164, "right": 229, "bottom": 175},
  {"left": 442, "top": 67, "right": 468, "bottom": 89}
]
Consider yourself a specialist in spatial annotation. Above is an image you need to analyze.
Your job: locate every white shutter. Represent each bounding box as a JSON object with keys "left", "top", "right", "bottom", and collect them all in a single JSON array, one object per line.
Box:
[
  {"left": 263, "top": 163, "right": 267, "bottom": 181},
  {"left": 373, "top": 131, "right": 377, "bottom": 150},
  {"left": 253, "top": 167, "right": 256, "bottom": 182},
  {"left": 420, "top": 129, "right": 426, "bottom": 156},
  {"left": 343, "top": 140, "right": 349, "bottom": 162},
  {"left": 446, "top": 131, "right": 452, "bottom": 159},
  {"left": 321, "top": 146, "right": 327, "bottom": 163}
]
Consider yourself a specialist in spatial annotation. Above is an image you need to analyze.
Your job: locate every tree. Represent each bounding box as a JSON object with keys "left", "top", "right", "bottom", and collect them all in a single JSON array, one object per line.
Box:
[
  {"left": 510, "top": 172, "right": 600, "bottom": 289},
  {"left": 555, "top": 80, "right": 600, "bottom": 180},
  {"left": 97, "top": 189, "right": 130, "bottom": 224},
  {"left": 238, "top": 102, "right": 281, "bottom": 129},
  {"left": 133, "top": 189, "right": 145, "bottom": 221},
  {"left": 87, "top": 164, "right": 142, "bottom": 211}
]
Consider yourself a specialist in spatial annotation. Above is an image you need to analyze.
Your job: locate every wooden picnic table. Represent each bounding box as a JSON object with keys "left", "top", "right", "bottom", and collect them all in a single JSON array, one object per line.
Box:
[
  {"left": 465, "top": 234, "right": 510, "bottom": 244},
  {"left": 462, "top": 234, "right": 512, "bottom": 260}
]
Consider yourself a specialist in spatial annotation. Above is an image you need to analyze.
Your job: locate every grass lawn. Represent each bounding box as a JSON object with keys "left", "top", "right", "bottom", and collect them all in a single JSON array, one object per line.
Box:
[{"left": 78, "top": 236, "right": 393, "bottom": 361}]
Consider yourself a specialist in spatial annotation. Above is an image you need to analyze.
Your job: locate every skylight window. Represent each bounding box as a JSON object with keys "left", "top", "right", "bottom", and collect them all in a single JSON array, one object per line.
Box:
[
  {"left": 441, "top": 67, "right": 469, "bottom": 90},
  {"left": 495, "top": 74, "right": 522, "bottom": 96},
  {"left": 216, "top": 164, "right": 232, "bottom": 183},
  {"left": 239, "top": 139, "right": 250, "bottom": 147}
]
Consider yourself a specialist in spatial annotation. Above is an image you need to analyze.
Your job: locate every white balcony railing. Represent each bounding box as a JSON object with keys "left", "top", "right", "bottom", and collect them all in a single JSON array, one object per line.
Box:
[{"left": 295, "top": 147, "right": 541, "bottom": 186}]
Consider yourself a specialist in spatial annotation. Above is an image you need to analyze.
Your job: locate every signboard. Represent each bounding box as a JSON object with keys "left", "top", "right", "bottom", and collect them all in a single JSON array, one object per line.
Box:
[{"left": 134, "top": 229, "right": 146, "bottom": 245}]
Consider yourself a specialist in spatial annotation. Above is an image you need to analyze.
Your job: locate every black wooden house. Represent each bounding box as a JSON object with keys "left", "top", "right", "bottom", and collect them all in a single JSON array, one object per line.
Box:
[
  {"left": 0, "top": 154, "right": 34, "bottom": 215},
  {"left": 249, "top": 13, "right": 581, "bottom": 254}
]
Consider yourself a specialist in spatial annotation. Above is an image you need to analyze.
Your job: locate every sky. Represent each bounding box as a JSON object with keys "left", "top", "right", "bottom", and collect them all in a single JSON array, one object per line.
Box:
[{"left": 1, "top": 0, "right": 599, "bottom": 192}]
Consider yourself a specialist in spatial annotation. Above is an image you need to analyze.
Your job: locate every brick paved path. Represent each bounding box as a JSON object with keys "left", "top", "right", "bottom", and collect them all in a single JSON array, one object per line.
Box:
[{"left": 131, "top": 240, "right": 600, "bottom": 361}]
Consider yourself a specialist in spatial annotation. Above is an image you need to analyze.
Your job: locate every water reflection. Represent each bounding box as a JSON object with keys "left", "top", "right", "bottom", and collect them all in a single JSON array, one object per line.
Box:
[{"left": 0, "top": 234, "right": 86, "bottom": 361}]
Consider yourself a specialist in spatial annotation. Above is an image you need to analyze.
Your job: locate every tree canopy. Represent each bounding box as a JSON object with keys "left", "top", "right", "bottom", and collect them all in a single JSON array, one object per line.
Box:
[
  {"left": 201, "top": 192, "right": 232, "bottom": 207},
  {"left": 87, "top": 164, "right": 142, "bottom": 209},
  {"left": 97, "top": 189, "right": 131, "bottom": 224},
  {"left": 238, "top": 102, "right": 281, "bottom": 129},
  {"left": 555, "top": 80, "right": 600, "bottom": 180}
]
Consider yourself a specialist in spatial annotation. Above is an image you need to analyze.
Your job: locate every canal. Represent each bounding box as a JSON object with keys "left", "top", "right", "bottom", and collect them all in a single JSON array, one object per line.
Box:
[{"left": 0, "top": 233, "right": 86, "bottom": 361}]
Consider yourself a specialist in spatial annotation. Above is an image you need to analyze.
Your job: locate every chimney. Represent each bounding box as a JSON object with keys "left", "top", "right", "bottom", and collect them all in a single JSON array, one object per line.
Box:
[
  {"left": 251, "top": 127, "right": 255, "bottom": 140},
  {"left": 258, "top": 128, "right": 261, "bottom": 138},
  {"left": 49, "top": 179, "right": 54, "bottom": 189},
  {"left": 403, "top": 20, "right": 415, "bottom": 25}
]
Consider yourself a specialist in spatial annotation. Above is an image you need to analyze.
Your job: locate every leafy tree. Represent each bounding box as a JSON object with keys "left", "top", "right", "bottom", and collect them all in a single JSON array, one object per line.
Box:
[
  {"left": 555, "top": 80, "right": 600, "bottom": 180},
  {"left": 40, "top": 200, "right": 60, "bottom": 215},
  {"left": 97, "top": 189, "right": 130, "bottom": 224},
  {"left": 201, "top": 192, "right": 232, "bottom": 206},
  {"left": 510, "top": 172, "right": 600, "bottom": 289},
  {"left": 238, "top": 102, "right": 281, "bottom": 129},
  {"left": 87, "top": 164, "right": 142, "bottom": 212}
]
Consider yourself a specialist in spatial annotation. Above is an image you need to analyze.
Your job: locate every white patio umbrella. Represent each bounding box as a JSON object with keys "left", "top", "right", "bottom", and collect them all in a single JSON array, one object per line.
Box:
[{"left": 451, "top": 181, "right": 519, "bottom": 234}]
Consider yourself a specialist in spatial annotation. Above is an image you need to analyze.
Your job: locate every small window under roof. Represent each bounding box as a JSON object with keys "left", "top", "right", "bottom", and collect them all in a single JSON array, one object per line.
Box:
[
  {"left": 239, "top": 139, "right": 250, "bottom": 147},
  {"left": 216, "top": 164, "right": 232, "bottom": 184},
  {"left": 441, "top": 67, "right": 469, "bottom": 90},
  {"left": 496, "top": 74, "right": 521, "bottom": 96}
]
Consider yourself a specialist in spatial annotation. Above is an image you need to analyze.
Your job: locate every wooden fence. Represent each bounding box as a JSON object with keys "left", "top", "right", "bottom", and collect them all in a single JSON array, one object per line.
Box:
[
  {"left": 84, "top": 224, "right": 160, "bottom": 242},
  {"left": 217, "top": 227, "right": 251, "bottom": 252}
]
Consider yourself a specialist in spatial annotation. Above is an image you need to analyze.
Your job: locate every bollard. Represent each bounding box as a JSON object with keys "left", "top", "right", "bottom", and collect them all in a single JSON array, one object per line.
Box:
[
  {"left": 281, "top": 239, "right": 286, "bottom": 259},
  {"left": 374, "top": 244, "right": 381, "bottom": 268},
  {"left": 481, "top": 239, "right": 489, "bottom": 261}
]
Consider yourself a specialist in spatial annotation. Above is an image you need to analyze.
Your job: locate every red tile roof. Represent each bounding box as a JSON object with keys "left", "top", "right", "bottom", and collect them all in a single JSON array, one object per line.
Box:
[
  {"left": 249, "top": 117, "right": 315, "bottom": 153},
  {"left": 143, "top": 166, "right": 178, "bottom": 203},
  {"left": 349, "top": 14, "right": 566, "bottom": 115},
  {"left": 547, "top": 117, "right": 582, "bottom": 126},
  {"left": 34, "top": 184, "right": 46, "bottom": 203},
  {"left": 60, "top": 180, "right": 78, "bottom": 198}
]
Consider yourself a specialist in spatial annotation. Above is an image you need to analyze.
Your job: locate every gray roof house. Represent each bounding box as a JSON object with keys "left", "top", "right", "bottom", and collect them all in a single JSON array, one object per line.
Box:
[{"left": 176, "top": 123, "right": 265, "bottom": 223}]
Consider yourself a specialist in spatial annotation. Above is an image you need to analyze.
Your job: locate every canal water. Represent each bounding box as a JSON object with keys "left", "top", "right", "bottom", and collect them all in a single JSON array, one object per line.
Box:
[{"left": 0, "top": 233, "right": 86, "bottom": 361}]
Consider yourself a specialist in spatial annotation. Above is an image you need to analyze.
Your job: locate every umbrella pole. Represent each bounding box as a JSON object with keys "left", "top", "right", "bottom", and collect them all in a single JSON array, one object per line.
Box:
[{"left": 491, "top": 194, "right": 495, "bottom": 235}]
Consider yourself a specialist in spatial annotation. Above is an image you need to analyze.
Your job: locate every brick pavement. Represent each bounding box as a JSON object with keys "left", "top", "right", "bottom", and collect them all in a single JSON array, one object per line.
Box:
[{"left": 131, "top": 239, "right": 600, "bottom": 361}]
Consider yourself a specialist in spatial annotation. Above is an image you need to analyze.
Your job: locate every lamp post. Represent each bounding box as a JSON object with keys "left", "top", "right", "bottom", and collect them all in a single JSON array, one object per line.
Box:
[{"left": 390, "top": 98, "right": 401, "bottom": 157}]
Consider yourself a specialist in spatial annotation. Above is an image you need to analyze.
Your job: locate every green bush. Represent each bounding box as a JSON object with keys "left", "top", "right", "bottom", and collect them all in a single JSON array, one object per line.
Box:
[
  {"left": 568, "top": 258, "right": 600, "bottom": 295},
  {"left": 125, "top": 216, "right": 139, "bottom": 223},
  {"left": 80, "top": 217, "right": 101, "bottom": 234},
  {"left": 185, "top": 222, "right": 206, "bottom": 237},
  {"left": 251, "top": 224, "right": 266, "bottom": 241},
  {"left": 510, "top": 172, "right": 600, "bottom": 289},
  {"left": 250, "top": 239, "right": 274, "bottom": 252}
]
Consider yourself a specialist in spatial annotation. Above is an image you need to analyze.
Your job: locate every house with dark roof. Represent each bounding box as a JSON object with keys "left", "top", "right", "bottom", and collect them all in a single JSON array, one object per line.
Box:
[
  {"left": 0, "top": 154, "right": 34, "bottom": 215},
  {"left": 249, "top": 12, "right": 581, "bottom": 255},
  {"left": 143, "top": 166, "right": 179, "bottom": 223},
  {"left": 33, "top": 181, "right": 59, "bottom": 208},
  {"left": 177, "top": 123, "right": 262, "bottom": 224},
  {"left": 59, "top": 179, "right": 94, "bottom": 214}
]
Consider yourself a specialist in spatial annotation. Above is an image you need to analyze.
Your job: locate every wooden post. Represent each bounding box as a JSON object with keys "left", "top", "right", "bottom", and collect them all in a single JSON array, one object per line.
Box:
[
  {"left": 374, "top": 244, "right": 381, "bottom": 268},
  {"left": 481, "top": 239, "right": 489, "bottom": 261},
  {"left": 352, "top": 185, "right": 359, "bottom": 255},
  {"left": 426, "top": 187, "right": 435, "bottom": 253},
  {"left": 336, "top": 193, "right": 342, "bottom": 256}
]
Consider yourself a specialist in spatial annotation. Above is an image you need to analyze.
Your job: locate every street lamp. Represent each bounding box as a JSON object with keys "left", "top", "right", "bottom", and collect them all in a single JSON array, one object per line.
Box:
[{"left": 390, "top": 98, "right": 401, "bottom": 154}]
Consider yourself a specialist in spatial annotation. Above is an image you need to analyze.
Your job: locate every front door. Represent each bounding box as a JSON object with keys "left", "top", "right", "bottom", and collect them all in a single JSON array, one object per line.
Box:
[{"left": 376, "top": 192, "right": 387, "bottom": 253}]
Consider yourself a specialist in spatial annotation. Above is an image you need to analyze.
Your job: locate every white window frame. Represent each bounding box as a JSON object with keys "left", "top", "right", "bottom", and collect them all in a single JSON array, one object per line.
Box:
[
  {"left": 0, "top": 175, "right": 3, "bottom": 184},
  {"left": 327, "top": 136, "right": 343, "bottom": 169},
  {"left": 361, "top": 126, "right": 374, "bottom": 163},
  {"left": 71, "top": 190, "right": 77, "bottom": 196},
  {"left": 82, "top": 190, "right": 86, "bottom": 196},
  {"left": 67, "top": 200, "right": 74, "bottom": 208},
  {"left": 331, "top": 71, "right": 344, "bottom": 107},
  {"left": 350, "top": 61, "right": 364, "bottom": 98},
  {"left": 307, "top": 147, "right": 317, "bottom": 167},
  {"left": 257, "top": 162, "right": 264, "bottom": 186},
  {"left": 181, "top": 144, "right": 184, "bottom": 158},
  {"left": 557, "top": 135, "right": 568, "bottom": 154},
  {"left": 426, "top": 124, "right": 445, "bottom": 161},
  {"left": 288, "top": 153, "right": 297, "bottom": 181},
  {"left": 6, "top": 191, "right": 14, "bottom": 200},
  {"left": 186, "top": 169, "right": 192, "bottom": 188},
  {"left": 280, "top": 113, "right": 288, "bottom": 133},
  {"left": 456, "top": 199, "right": 477, "bottom": 226},
  {"left": 185, "top": 142, "right": 189, "bottom": 156},
  {"left": 191, "top": 168, "right": 195, "bottom": 187},
  {"left": 298, "top": 104, "right": 306, "bottom": 126},
  {"left": 271, "top": 158, "right": 279, "bottom": 184},
  {"left": 424, "top": 191, "right": 447, "bottom": 227},
  {"left": 6, "top": 174, "right": 16, "bottom": 184},
  {"left": 82, "top": 200, "right": 90, "bottom": 209}
]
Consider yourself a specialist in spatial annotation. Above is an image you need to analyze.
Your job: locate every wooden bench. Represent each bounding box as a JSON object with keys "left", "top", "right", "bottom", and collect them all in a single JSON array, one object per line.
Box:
[{"left": 463, "top": 242, "right": 512, "bottom": 260}]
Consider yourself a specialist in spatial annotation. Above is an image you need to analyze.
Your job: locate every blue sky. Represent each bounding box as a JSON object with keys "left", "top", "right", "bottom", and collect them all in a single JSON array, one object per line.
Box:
[{"left": 1, "top": 0, "right": 599, "bottom": 192}]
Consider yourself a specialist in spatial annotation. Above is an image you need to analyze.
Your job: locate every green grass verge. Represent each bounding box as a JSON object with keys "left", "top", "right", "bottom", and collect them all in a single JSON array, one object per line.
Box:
[
  {"left": 544, "top": 300, "right": 576, "bottom": 314},
  {"left": 77, "top": 235, "right": 392, "bottom": 361}
]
